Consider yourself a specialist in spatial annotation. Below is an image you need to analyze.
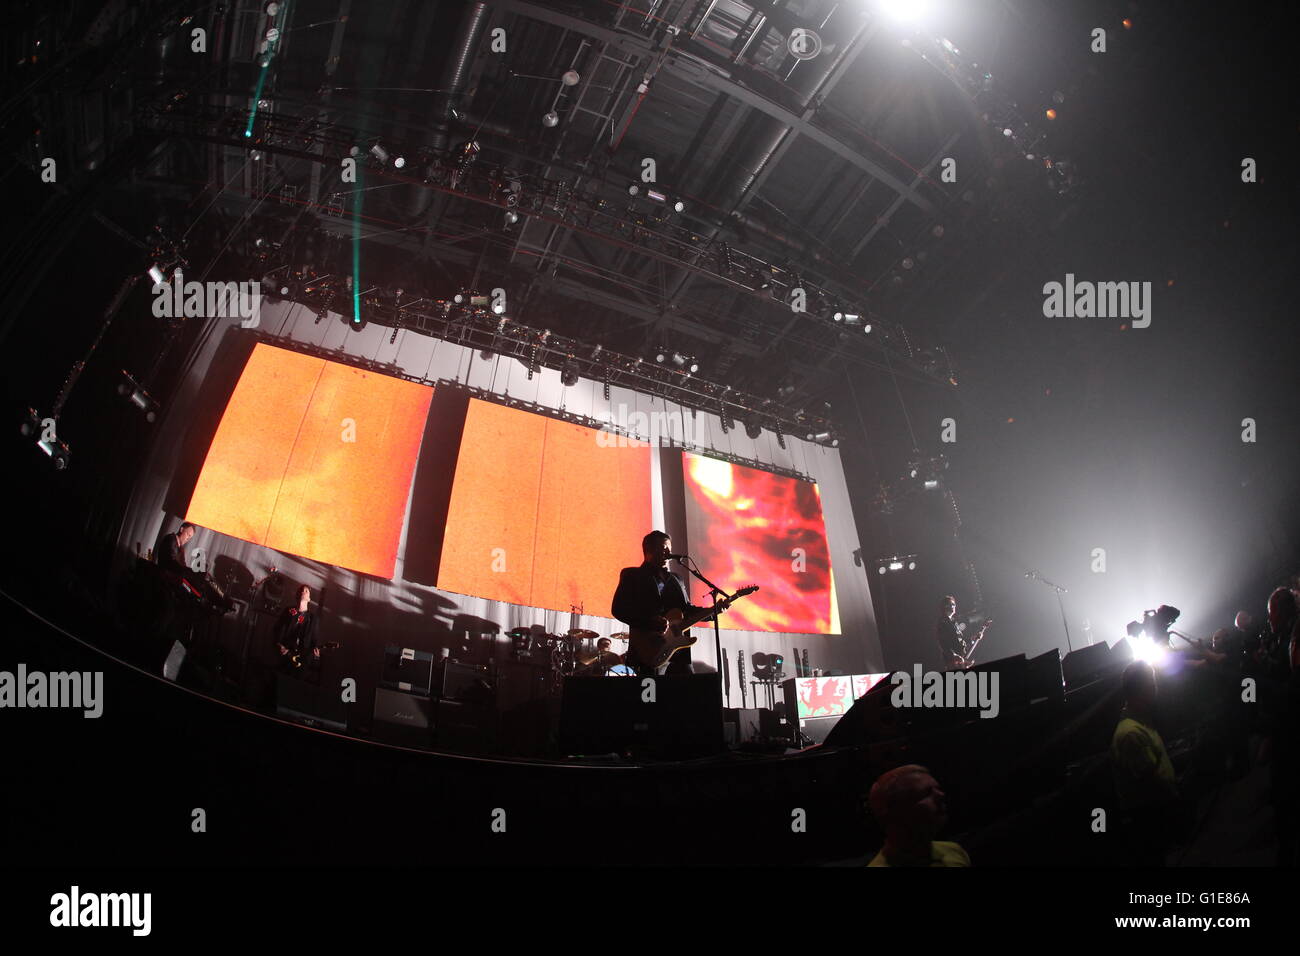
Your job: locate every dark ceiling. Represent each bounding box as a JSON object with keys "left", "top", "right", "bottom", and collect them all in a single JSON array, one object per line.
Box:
[{"left": 0, "top": 0, "right": 1091, "bottom": 435}]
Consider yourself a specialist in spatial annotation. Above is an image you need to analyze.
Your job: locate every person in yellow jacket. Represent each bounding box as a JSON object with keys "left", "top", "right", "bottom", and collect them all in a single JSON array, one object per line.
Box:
[
  {"left": 1112, "top": 660, "right": 1181, "bottom": 864},
  {"left": 866, "top": 764, "right": 971, "bottom": 867}
]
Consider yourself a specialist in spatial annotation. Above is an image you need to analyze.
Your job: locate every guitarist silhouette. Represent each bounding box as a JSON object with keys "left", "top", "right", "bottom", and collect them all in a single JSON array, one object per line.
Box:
[
  {"left": 612, "top": 531, "right": 706, "bottom": 677},
  {"left": 935, "top": 595, "right": 992, "bottom": 670},
  {"left": 275, "top": 584, "right": 323, "bottom": 681}
]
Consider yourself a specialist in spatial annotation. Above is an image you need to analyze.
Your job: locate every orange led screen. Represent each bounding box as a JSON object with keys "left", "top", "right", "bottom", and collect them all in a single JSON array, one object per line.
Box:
[
  {"left": 681, "top": 452, "right": 837, "bottom": 634},
  {"left": 436, "top": 399, "right": 653, "bottom": 613},
  {"left": 187, "top": 343, "right": 433, "bottom": 578}
]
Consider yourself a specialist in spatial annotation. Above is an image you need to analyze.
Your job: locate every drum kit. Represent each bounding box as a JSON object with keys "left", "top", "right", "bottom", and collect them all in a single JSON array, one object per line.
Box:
[{"left": 505, "top": 626, "right": 635, "bottom": 682}]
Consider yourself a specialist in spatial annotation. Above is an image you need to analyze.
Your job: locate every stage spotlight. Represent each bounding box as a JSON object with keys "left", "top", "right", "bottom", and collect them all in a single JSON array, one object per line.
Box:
[
  {"left": 504, "top": 210, "right": 519, "bottom": 225},
  {"left": 751, "top": 653, "right": 773, "bottom": 681},
  {"left": 1045, "top": 109, "right": 1057, "bottom": 121},
  {"left": 117, "top": 371, "right": 159, "bottom": 423},
  {"left": 561, "top": 361, "right": 580, "bottom": 387},
  {"left": 688, "top": 360, "right": 699, "bottom": 374},
  {"left": 628, "top": 184, "right": 640, "bottom": 196},
  {"left": 562, "top": 70, "right": 580, "bottom": 86},
  {"left": 22, "top": 410, "right": 70, "bottom": 469},
  {"left": 1133, "top": 637, "right": 1167, "bottom": 666},
  {"left": 745, "top": 420, "right": 762, "bottom": 440},
  {"left": 673, "top": 200, "right": 685, "bottom": 213},
  {"left": 542, "top": 111, "right": 559, "bottom": 128},
  {"left": 369, "top": 144, "right": 390, "bottom": 164},
  {"left": 877, "top": 566, "right": 887, "bottom": 575},
  {"left": 880, "top": 0, "right": 932, "bottom": 22}
]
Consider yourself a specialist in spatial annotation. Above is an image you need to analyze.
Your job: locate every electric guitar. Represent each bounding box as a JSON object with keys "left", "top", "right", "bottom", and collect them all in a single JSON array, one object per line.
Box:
[
  {"left": 629, "top": 586, "right": 760, "bottom": 670},
  {"left": 288, "top": 641, "right": 341, "bottom": 669},
  {"left": 946, "top": 619, "right": 993, "bottom": 669}
]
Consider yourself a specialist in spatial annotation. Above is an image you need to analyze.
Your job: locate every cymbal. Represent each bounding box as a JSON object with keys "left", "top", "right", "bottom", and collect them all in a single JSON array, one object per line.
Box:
[
  {"left": 566, "top": 628, "right": 599, "bottom": 641},
  {"left": 609, "top": 632, "right": 629, "bottom": 640}
]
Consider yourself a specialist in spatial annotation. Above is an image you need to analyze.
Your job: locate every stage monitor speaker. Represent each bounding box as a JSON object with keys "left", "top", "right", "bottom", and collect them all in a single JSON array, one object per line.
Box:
[
  {"left": 381, "top": 645, "right": 434, "bottom": 696},
  {"left": 971, "top": 653, "right": 1028, "bottom": 713},
  {"left": 438, "top": 659, "right": 492, "bottom": 702},
  {"left": 276, "top": 676, "right": 348, "bottom": 732},
  {"left": 799, "top": 714, "right": 842, "bottom": 744},
  {"left": 726, "top": 707, "right": 764, "bottom": 743},
  {"left": 496, "top": 661, "right": 547, "bottom": 712},
  {"left": 1026, "top": 648, "right": 1064, "bottom": 704},
  {"left": 823, "top": 674, "right": 907, "bottom": 748},
  {"left": 371, "top": 686, "right": 434, "bottom": 747},
  {"left": 435, "top": 699, "right": 496, "bottom": 753},
  {"left": 560, "top": 674, "right": 723, "bottom": 759},
  {"left": 1062, "top": 642, "right": 1112, "bottom": 691}
]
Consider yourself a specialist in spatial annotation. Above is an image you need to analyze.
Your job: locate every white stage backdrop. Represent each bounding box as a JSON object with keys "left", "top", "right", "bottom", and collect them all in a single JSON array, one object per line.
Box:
[{"left": 115, "top": 303, "right": 883, "bottom": 688}]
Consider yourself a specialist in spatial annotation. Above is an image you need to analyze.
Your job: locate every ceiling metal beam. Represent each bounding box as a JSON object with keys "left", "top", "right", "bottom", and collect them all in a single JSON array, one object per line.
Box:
[{"left": 485, "top": 0, "right": 936, "bottom": 214}]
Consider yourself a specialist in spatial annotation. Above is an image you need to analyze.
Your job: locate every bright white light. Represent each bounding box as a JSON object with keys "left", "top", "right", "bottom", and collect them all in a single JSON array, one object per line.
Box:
[
  {"left": 1133, "top": 637, "right": 1167, "bottom": 667},
  {"left": 880, "top": 0, "right": 932, "bottom": 23}
]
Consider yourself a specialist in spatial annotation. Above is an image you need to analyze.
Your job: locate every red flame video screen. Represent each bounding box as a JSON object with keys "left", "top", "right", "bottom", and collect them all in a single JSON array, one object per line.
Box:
[
  {"left": 681, "top": 452, "right": 838, "bottom": 633},
  {"left": 186, "top": 343, "right": 433, "bottom": 578}
]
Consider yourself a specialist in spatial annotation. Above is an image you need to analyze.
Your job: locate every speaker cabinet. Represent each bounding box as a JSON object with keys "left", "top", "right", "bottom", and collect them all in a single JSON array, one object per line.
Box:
[
  {"left": 1062, "top": 642, "right": 1113, "bottom": 691},
  {"left": 823, "top": 675, "right": 906, "bottom": 748},
  {"left": 276, "top": 675, "right": 348, "bottom": 732},
  {"left": 559, "top": 674, "right": 724, "bottom": 759},
  {"left": 371, "top": 686, "right": 434, "bottom": 747}
]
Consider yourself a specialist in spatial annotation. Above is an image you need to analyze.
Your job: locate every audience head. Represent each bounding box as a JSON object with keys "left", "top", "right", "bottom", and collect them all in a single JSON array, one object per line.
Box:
[
  {"left": 1234, "top": 611, "right": 1253, "bottom": 632},
  {"left": 1211, "top": 627, "right": 1237, "bottom": 654},
  {"left": 1121, "top": 660, "right": 1158, "bottom": 714},
  {"left": 868, "top": 764, "right": 949, "bottom": 842},
  {"left": 1268, "top": 587, "right": 1297, "bottom": 635}
]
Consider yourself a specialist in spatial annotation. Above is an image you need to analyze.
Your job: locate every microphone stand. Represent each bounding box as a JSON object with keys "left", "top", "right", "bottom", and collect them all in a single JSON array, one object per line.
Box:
[
  {"left": 1026, "top": 570, "right": 1072, "bottom": 653},
  {"left": 675, "top": 556, "right": 732, "bottom": 706}
]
